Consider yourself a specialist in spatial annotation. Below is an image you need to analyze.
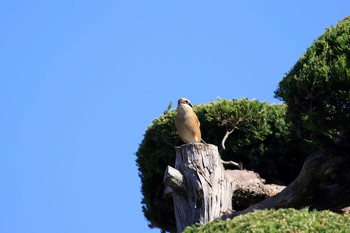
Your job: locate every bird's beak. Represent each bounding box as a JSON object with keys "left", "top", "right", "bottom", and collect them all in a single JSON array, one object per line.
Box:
[{"left": 188, "top": 102, "right": 193, "bottom": 108}]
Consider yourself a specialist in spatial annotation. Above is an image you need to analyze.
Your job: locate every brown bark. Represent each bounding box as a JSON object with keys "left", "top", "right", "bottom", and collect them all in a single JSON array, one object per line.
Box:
[
  {"left": 222, "top": 147, "right": 350, "bottom": 219},
  {"left": 225, "top": 169, "right": 284, "bottom": 209}
]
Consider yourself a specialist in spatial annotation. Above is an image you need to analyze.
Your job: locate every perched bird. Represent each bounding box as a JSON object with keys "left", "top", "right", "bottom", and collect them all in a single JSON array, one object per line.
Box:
[{"left": 175, "top": 98, "right": 201, "bottom": 143}]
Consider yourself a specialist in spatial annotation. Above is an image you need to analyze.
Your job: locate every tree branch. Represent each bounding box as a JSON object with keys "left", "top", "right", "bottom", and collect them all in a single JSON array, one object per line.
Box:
[
  {"left": 221, "top": 117, "right": 243, "bottom": 150},
  {"left": 222, "top": 147, "right": 350, "bottom": 219},
  {"left": 163, "top": 165, "right": 186, "bottom": 196},
  {"left": 222, "top": 160, "right": 242, "bottom": 169}
]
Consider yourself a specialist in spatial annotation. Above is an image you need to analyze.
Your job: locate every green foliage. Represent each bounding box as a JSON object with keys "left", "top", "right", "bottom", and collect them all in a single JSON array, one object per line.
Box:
[
  {"left": 275, "top": 16, "right": 350, "bottom": 140},
  {"left": 184, "top": 209, "right": 350, "bottom": 233},
  {"left": 136, "top": 98, "right": 313, "bottom": 232},
  {"left": 137, "top": 16, "right": 350, "bottom": 232},
  {"left": 136, "top": 110, "right": 178, "bottom": 232}
]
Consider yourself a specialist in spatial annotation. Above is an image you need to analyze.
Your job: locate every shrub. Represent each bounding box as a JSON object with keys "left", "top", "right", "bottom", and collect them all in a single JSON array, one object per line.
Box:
[
  {"left": 275, "top": 16, "right": 350, "bottom": 140},
  {"left": 136, "top": 98, "right": 313, "bottom": 232},
  {"left": 184, "top": 208, "right": 350, "bottom": 233}
]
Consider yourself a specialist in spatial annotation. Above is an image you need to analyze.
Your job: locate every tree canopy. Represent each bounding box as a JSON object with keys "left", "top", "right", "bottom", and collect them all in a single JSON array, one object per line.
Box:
[
  {"left": 275, "top": 16, "right": 350, "bottom": 142},
  {"left": 136, "top": 99, "right": 312, "bottom": 232},
  {"left": 136, "top": 16, "right": 350, "bottom": 233}
]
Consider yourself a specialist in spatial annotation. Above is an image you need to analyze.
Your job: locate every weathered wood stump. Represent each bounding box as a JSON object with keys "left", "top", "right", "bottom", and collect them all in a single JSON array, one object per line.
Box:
[
  {"left": 163, "top": 143, "right": 285, "bottom": 232},
  {"left": 164, "top": 143, "right": 233, "bottom": 232},
  {"left": 163, "top": 132, "right": 350, "bottom": 231}
]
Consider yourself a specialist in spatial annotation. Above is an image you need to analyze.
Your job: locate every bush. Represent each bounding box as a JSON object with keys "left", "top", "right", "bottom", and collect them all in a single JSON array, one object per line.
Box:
[
  {"left": 137, "top": 16, "right": 350, "bottom": 232},
  {"left": 136, "top": 98, "right": 313, "bottom": 232},
  {"left": 184, "top": 208, "right": 350, "bottom": 233},
  {"left": 275, "top": 16, "right": 350, "bottom": 140}
]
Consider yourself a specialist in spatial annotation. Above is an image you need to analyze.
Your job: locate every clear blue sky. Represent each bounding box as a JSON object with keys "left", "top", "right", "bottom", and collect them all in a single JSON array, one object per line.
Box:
[{"left": 1, "top": 1, "right": 349, "bottom": 232}]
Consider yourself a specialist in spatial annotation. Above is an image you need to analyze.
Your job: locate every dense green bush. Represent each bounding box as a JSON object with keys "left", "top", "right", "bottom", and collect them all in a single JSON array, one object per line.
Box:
[
  {"left": 136, "top": 98, "right": 313, "bottom": 232},
  {"left": 137, "top": 16, "right": 350, "bottom": 233},
  {"left": 184, "top": 208, "right": 350, "bottom": 233},
  {"left": 275, "top": 16, "right": 350, "bottom": 140}
]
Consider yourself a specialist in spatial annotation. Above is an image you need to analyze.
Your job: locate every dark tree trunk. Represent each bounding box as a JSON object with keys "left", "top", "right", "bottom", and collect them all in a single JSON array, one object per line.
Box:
[{"left": 223, "top": 132, "right": 350, "bottom": 219}]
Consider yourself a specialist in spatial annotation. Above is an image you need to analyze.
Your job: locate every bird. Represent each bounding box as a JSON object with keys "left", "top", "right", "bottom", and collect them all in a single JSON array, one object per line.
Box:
[{"left": 175, "top": 97, "right": 201, "bottom": 143}]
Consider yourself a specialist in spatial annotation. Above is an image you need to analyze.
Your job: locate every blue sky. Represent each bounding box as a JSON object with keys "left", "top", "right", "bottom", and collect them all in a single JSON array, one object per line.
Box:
[{"left": 1, "top": 1, "right": 349, "bottom": 233}]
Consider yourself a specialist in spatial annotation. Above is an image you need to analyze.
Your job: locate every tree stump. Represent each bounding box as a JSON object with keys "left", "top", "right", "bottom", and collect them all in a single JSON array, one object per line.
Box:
[
  {"left": 163, "top": 143, "right": 286, "bottom": 232},
  {"left": 163, "top": 143, "right": 233, "bottom": 232}
]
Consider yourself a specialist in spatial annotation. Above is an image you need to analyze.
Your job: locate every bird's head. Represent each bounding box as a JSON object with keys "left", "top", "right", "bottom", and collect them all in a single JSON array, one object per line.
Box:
[{"left": 177, "top": 98, "right": 193, "bottom": 109}]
